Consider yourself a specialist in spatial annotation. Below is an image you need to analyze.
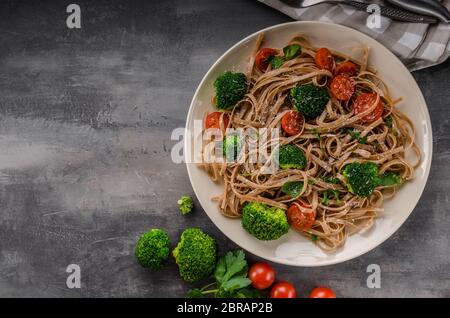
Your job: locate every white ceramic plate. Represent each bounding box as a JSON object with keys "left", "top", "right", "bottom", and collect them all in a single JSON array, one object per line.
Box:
[{"left": 185, "top": 22, "right": 432, "bottom": 266}]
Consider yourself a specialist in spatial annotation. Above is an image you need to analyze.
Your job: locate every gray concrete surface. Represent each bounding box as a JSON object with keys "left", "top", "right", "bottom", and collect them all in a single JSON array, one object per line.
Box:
[{"left": 0, "top": 0, "right": 449, "bottom": 298}]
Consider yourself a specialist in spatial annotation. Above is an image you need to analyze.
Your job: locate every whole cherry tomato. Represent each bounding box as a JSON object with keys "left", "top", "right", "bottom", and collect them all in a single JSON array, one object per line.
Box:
[
  {"left": 249, "top": 262, "right": 275, "bottom": 290},
  {"left": 270, "top": 281, "right": 297, "bottom": 298},
  {"left": 309, "top": 287, "right": 337, "bottom": 298}
]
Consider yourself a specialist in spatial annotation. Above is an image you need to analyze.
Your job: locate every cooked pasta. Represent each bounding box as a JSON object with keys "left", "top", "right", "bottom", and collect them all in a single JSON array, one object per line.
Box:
[{"left": 199, "top": 33, "right": 421, "bottom": 252}]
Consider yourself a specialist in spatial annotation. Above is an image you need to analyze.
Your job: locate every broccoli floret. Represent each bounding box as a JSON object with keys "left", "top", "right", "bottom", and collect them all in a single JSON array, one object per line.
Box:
[
  {"left": 214, "top": 72, "right": 248, "bottom": 110},
  {"left": 277, "top": 144, "right": 307, "bottom": 170},
  {"left": 222, "top": 134, "right": 242, "bottom": 161},
  {"left": 173, "top": 228, "right": 217, "bottom": 282},
  {"left": 135, "top": 229, "right": 170, "bottom": 270},
  {"left": 241, "top": 202, "right": 289, "bottom": 241},
  {"left": 290, "top": 84, "right": 330, "bottom": 118},
  {"left": 178, "top": 195, "right": 194, "bottom": 215},
  {"left": 342, "top": 162, "right": 379, "bottom": 197}
]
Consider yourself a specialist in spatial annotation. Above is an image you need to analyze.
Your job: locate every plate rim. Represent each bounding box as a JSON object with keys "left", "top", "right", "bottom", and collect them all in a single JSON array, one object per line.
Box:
[{"left": 184, "top": 21, "right": 433, "bottom": 267}]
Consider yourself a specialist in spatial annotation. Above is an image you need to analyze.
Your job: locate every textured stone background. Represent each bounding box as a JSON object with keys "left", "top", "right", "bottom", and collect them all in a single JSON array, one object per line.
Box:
[{"left": 0, "top": 0, "right": 448, "bottom": 297}]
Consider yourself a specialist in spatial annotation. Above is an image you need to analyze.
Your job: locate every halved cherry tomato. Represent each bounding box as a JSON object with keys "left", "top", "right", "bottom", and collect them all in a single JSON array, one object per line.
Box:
[
  {"left": 335, "top": 61, "right": 358, "bottom": 77},
  {"left": 287, "top": 201, "right": 316, "bottom": 231},
  {"left": 205, "top": 112, "right": 229, "bottom": 129},
  {"left": 255, "top": 48, "right": 279, "bottom": 72},
  {"left": 249, "top": 263, "right": 275, "bottom": 290},
  {"left": 270, "top": 281, "right": 297, "bottom": 298},
  {"left": 309, "top": 287, "right": 336, "bottom": 298},
  {"left": 330, "top": 74, "right": 355, "bottom": 101},
  {"left": 281, "top": 110, "right": 304, "bottom": 136},
  {"left": 353, "top": 92, "right": 385, "bottom": 123},
  {"left": 315, "top": 48, "right": 334, "bottom": 71}
]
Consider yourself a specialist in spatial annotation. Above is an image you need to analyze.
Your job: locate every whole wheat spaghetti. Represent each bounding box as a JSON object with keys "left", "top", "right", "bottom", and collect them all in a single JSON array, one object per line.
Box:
[{"left": 199, "top": 34, "right": 421, "bottom": 252}]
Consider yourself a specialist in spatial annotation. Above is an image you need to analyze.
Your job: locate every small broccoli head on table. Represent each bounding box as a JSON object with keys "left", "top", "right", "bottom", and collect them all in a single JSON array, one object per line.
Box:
[
  {"left": 178, "top": 195, "right": 194, "bottom": 215},
  {"left": 173, "top": 228, "right": 217, "bottom": 283},
  {"left": 135, "top": 229, "right": 170, "bottom": 270}
]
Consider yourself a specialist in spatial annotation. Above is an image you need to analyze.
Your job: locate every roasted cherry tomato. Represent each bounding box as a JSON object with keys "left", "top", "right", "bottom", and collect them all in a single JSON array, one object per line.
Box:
[
  {"left": 270, "top": 281, "right": 297, "bottom": 298},
  {"left": 335, "top": 61, "right": 358, "bottom": 77},
  {"left": 315, "top": 48, "right": 334, "bottom": 71},
  {"left": 205, "top": 112, "right": 230, "bottom": 129},
  {"left": 281, "top": 110, "right": 304, "bottom": 136},
  {"left": 330, "top": 74, "right": 355, "bottom": 101},
  {"left": 287, "top": 201, "right": 316, "bottom": 231},
  {"left": 309, "top": 287, "right": 336, "bottom": 298},
  {"left": 255, "top": 48, "right": 279, "bottom": 72},
  {"left": 353, "top": 92, "right": 385, "bottom": 123},
  {"left": 249, "top": 262, "right": 275, "bottom": 290}
]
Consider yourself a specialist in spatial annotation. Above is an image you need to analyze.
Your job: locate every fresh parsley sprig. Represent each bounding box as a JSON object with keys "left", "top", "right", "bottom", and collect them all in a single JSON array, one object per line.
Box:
[{"left": 187, "top": 250, "right": 265, "bottom": 298}]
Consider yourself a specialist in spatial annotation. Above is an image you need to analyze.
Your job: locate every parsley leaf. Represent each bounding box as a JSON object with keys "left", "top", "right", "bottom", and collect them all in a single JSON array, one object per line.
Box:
[
  {"left": 188, "top": 249, "right": 263, "bottom": 298},
  {"left": 215, "top": 250, "right": 247, "bottom": 284},
  {"left": 186, "top": 288, "right": 205, "bottom": 298},
  {"left": 221, "top": 277, "right": 251, "bottom": 292},
  {"left": 235, "top": 288, "right": 267, "bottom": 298}
]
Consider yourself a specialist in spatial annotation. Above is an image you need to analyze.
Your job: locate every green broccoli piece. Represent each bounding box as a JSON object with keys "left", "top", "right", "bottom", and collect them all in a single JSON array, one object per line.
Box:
[
  {"left": 342, "top": 162, "right": 379, "bottom": 197},
  {"left": 214, "top": 72, "right": 248, "bottom": 110},
  {"left": 178, "top": 195, "right": 194, "bottom": 215},
  {"left": 241, "top": 202, "right": 289, "bottom": 241},
  {"left": 277, "top": 144, "right": 307, "bottom": 170},
  {"left": 290, "top": 84, "right": 330, "bottom": 118},
  {"left": 173, "top": 228, "right": 217, "bottom": 282},
  {"left": 222, "top": 134, "right": 242, "bottom": 161},
  {"left": 135, "top": 229, "right": 170, "bottom": 270}
]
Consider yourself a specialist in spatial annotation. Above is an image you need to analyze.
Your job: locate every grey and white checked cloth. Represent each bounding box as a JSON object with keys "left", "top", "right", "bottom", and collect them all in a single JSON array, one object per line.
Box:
[{"left": 259, "top": 0, "right": 450, "bottom": 71}]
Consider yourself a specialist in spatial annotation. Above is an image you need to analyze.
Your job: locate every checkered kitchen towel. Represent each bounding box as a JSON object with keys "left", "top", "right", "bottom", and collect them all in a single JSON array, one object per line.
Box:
[{"left": 259, "top": 0, "right": 450, "bottom": 71}]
